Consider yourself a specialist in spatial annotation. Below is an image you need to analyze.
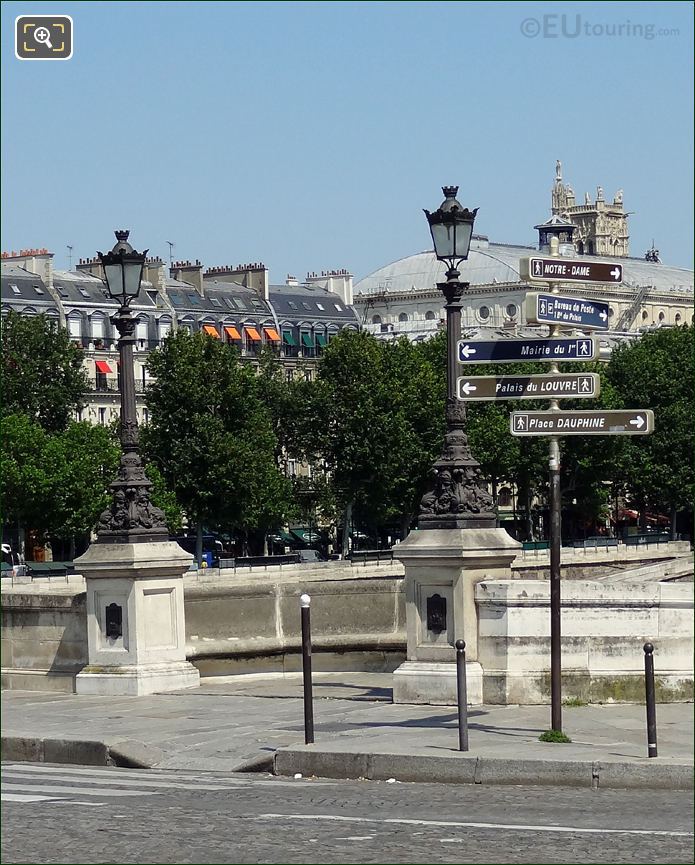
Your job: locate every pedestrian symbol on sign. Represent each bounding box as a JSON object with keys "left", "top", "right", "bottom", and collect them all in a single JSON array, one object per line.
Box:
[
  {"left": 579, "top": 340, "right": 591, "bottom": 356},
  {"left": 580, "top": 376, "right": 592, "bottom": 393},
  {"left": 515, "top": 415, "right": 528, "bottom": 431},
  {"left": 533, "top": 260, "right": 543, "bottom": 276}
]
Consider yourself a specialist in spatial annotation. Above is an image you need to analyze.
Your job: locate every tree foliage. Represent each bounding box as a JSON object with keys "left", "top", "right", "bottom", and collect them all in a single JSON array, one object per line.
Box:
[
  {"left": 1, "top": 311, "right": 88, "bottom": 432},
  {"left": 144, "top": 331, "right": 293, "bottom": 546},
  {"left": 605, "top": 325, "right": 694, "bottom": 518}
]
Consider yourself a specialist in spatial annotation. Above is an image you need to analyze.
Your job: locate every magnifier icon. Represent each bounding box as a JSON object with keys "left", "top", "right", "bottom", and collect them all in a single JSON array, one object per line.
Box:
[{"left": 34, "top": 26, "right": 53, "bottom": 49}]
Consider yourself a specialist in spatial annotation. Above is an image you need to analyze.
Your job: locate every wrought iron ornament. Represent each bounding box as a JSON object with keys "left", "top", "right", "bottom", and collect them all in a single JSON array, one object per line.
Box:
[
  {"left": 418, "top": 277, "right": 496, "bottom": 529},
  {"left": 96, "top": 304, "right": 168, "bottom": 543}
]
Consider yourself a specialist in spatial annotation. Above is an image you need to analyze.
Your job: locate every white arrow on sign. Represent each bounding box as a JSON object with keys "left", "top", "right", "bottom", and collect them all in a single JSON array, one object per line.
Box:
[
  {"left": 610, "top": 267, "right": 622, "bottom": 280},
  {"left": 460, "top": 345, "right": 476, "bottom": 359},
  {"left": 599, "top": 310, "right": 608, "bottom": 321},
  {"left": 629, "top": 415, "right": 645, "bottom": 428},
  {"left": 460, "top": 382, "right": 477, "bottom": 396}
]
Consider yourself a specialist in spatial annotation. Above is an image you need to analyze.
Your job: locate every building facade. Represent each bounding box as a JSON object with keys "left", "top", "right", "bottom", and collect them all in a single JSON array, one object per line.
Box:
[
  {"left": 1, "top": 249, "right": 359, "bottom": 427},
  {"left": 354, "top": 167, "right": 693, "bottom": 343}
]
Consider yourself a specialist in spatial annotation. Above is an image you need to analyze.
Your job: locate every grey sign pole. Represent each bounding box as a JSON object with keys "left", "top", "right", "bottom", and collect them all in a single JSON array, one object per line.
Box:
[{"left": 544, "top": 256, "right": 563, "bottom": 736}]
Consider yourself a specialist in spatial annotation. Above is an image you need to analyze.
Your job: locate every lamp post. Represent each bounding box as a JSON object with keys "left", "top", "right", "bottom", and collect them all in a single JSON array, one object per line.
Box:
[
  {"left": 418, "top": 187, "right": 496, "bottom": 529},
  {"left": 95, "top": 230, "right": 168, "bottom": 543}
]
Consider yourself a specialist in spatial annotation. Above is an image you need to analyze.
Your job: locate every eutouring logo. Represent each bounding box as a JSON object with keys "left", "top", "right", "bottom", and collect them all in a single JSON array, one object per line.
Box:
[
  {"left": 520, "top": 15, "right": 679, "bottom": 41},
  {"left": 15, "top": 15, "right": 73, "bottom": 59}
]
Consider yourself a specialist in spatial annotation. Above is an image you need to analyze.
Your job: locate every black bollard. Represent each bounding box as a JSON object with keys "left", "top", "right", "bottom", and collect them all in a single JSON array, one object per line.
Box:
[
  {"left": 300, "top": 593, "right": 314, "bottom": 745},
  {"left": 455, "top": 639, "right": 469, "bottom": 752},
  {"left": 643, "top": 642, "right": 657, "bottom": 758}
]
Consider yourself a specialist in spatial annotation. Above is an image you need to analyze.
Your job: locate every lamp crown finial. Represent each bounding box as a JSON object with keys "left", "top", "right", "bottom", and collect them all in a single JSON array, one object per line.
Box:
[
  {"left": 114, "top": 230, "right": 130, "bottom": 242},
  {"left": 442, "top": 186, "right": 459, "bottom": 198}
]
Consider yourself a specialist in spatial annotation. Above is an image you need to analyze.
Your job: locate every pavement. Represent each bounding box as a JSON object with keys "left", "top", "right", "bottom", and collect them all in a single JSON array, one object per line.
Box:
[{"left": 2, "top": 673, "right": 693, "bottom": 789}]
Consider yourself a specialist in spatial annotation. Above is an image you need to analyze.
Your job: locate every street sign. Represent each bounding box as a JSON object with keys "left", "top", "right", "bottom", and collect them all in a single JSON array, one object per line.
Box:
[
  {"left": 520, "top": 257, "right": 623, "bottom": 284},
  {"left": 457, "top": 373, "right": 600, "bottom": 401},
  {"left": 510, "top": 409, "right": 655, "bottom": 436},
  {"left": 526, "top": 292, "right": 609, "bottom": 330},
  {"left": 457, "top": 337, "right": 597, "bottom": 364}
]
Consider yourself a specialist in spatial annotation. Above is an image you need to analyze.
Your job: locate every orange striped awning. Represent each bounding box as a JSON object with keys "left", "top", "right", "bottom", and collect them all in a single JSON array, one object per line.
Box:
[
  {"left": 203, "top": 324, "right": 220, "bottom": 338},
  {"left": 264, "top": 327, "right": 281, "bottom": 342},
  {"left": 224, "top": 326, "right": 241, "bottom": 340},
  {"left": 245, "top": 326, "right": 261, "bottom": 341}
]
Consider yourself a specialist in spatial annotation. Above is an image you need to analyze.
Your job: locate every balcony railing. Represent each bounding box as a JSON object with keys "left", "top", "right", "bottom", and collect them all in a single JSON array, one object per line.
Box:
[{"left": 92, "top": 381, "right": 148, "bottom": 394}]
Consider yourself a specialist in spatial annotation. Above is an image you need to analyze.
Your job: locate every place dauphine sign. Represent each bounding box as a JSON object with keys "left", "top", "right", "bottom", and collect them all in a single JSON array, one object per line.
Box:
[
  {"left": 526, "top": 292, "right": 609, "bottom": 330},
  {"left": 457, "top": 337, "right": 597, "bottom": 364},
  {"left": 509, "top": 410, "right": 655, "bottom": 436},
  {"left": 519, "top": 256, "right": 623, "bottom": 284},
  {"left": 457, "top": 373, "right": 599, "bottom": 401}
]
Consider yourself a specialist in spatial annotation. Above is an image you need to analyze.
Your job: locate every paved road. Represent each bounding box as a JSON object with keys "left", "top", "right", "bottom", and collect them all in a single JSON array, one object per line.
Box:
[{"left": 1, "top": 763, "right": 692, "bottom": 864}]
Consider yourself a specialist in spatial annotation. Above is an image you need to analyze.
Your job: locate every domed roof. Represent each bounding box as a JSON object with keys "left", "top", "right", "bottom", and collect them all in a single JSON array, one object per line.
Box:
[{"left": 355, "top": 239, "right": 694, "bottom": 297}]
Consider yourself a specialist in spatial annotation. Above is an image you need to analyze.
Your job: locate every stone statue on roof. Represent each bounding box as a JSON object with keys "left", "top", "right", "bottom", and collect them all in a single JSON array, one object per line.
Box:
[{"left": 555, "top": 160, "right": 562, "bottom": 181}]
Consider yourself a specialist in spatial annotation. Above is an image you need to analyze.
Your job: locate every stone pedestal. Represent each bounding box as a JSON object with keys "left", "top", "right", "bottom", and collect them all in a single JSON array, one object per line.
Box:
[
  {"left": 392, "top": 527, "right": 521, "bottom": 705},
  {"left": 75, "top": 541, "right": 200, "bottom": 696}
]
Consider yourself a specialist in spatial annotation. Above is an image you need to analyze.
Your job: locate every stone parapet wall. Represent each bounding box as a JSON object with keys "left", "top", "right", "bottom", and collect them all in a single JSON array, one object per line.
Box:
[{"left": 476, "top": 580, "right": 694, "bottom": 704}]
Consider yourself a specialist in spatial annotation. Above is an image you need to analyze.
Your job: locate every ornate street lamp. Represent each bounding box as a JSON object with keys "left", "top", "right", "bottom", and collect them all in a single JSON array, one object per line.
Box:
[
  {"left": 95, "top": 230, "right": 167, "bottom": 543},
  {"left": 418, "top": 187, "right": 496, "bottom": 529}
]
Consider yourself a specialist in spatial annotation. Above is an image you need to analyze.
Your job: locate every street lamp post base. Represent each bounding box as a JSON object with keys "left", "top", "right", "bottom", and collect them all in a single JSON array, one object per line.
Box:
[{"left": 76, "top": 661, "right": 199, "bottom": 697}]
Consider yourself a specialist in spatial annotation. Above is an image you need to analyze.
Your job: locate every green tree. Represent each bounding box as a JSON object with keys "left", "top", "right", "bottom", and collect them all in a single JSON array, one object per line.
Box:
[
  {"left": 605, "top": 325, "right": 694, "bottom": 536},
  {"left": 1, "top": 311, "right": 88, "bottom": 432},
  {"left": 0, "top": 415, "right": 119, "bottom": 557},
  {"left": 144, "top": 330, "right": 293, "bottom": 560},
  {"left": 312, "top": 330, "right": 444, "bottom": 550}
]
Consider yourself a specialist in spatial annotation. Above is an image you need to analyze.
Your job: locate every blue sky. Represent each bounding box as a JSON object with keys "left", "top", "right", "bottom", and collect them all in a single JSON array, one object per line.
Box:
[{"left": 2, "top": 1, "right": 692, "bottom": 278}]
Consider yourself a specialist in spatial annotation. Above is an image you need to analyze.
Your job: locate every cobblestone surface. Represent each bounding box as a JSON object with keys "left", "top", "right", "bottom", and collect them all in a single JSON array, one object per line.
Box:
[{"left": 1, "top": 763, "right": 692, "bottom": 864}]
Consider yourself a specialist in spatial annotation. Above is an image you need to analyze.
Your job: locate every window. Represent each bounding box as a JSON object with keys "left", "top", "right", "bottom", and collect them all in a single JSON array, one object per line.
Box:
[
  {"left": 425, "top": 311, "right": 436, "bottom": 321},
  {"left": 608, "top": 308, "right": 614, "bottom": 318},
  {"left": 10, "top": 284, "right": 20, "bottom": 295},
  {"left": 498, "top": 488, "right": 512, "bottom": 508},
  {"left": 233, "top": 297, "right": 246, "bottom": 309},
  {"left": 68, "top": 316, "right": 81, "bottom": 338},
  {"left": 658, "top": 311, "right": 665, "bottom": 322},
  {"left": 334, "top": 303, "right": 343, "bottom": 311},
  {"left": 98, "top": 408, "right": 106, "bottom": 426},
  {"left": 92, "top": 316, "right": 105, "bottom": 340},
  {"left": 34, "top": 284, "right": 44, "bottom": 295},
  {"left": 186, "top": 293, "right": 202, "bottom": 306},
  {"left": 210, "top": 297, "right": 222, "bottom": 307},
  {"left": 478, "top": 306, "right": 490, "bottom": 321},
  {"left": 642, "top": 310, "right": 649, "bottom": 321},
  {"left": 79, "top": 288, "right": 90, "bottom": 298},
  {"left": 158, "top": 318, "right": 172, "bottom": 339},
  {"left": 136, "top": 319, "right": 148, "bottom": 343},
  {"left": 399, "top": 313, "right": 409, "bottom": 323},
  {"left": 95, "top": 370, "right": 107, "bottom": 391},
  {"left": 372, "top": 314, "right": 382, "bottom": 325},
  {"left": 302, "top": 302, "right": 312, "bottom": 311},
  {"left": 506, "top": 303, "right": 517, "bottom": 318},
  {"left": 170, "top": 295, "right": 184, "bottom": 307},
  {"left": 287, "top": 301, "right": 298, "bottom": 310},
  {"left": 675, "top": 313, "right": 682, "bottom": 323},
  {"left": 316, "top": 302, "right": 325, "bottom": 311}
]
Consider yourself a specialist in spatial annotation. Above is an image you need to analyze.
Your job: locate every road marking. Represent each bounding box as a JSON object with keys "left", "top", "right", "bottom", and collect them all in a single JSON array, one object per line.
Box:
[
  {"left": 1, "top": 783, "right": 158, "bottom": 798},
  {"left": 256, "top": 813, "right": 693, "bottom": 838},
  {"left": 1, "top": 793, "right": 67, "bottom": 803}
]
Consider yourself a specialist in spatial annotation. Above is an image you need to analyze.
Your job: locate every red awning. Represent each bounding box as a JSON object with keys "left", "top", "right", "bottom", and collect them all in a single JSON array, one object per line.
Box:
[{"left": 95, "top": 360, "right": 112, "bottom": 374}]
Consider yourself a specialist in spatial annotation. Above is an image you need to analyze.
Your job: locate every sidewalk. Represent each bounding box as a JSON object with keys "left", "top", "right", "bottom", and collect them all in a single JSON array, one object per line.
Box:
[{"left": 2, "top": 673, "right": 692, "bottom": 789}]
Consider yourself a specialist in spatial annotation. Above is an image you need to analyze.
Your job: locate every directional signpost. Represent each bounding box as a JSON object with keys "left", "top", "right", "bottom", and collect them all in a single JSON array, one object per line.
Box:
[
  {"left": 457, "top": 373, "right": 600, "bottom": 401},
  {"left": 510, "top": 409, "right": 655, "bottom": 436},
  {"left": 458, "top": 337, "right": 597, "bottom": 364},
  {"left": 520, "top": 256, "right": 623, "bottom": 284},
  {"left": 526, "top": 292, "right": 609, "bottom": 330}
]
